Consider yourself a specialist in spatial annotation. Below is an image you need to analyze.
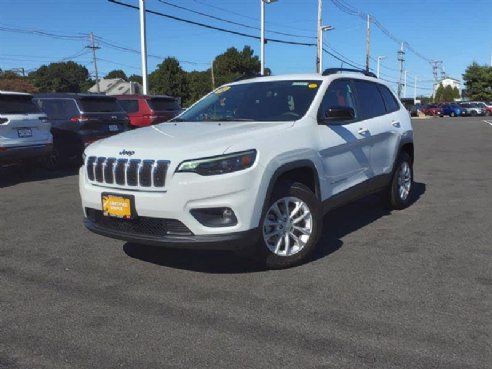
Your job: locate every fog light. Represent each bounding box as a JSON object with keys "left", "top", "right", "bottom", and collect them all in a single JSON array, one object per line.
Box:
[{"left": 190, "top": 207, "right": 238, "bottom": 227}]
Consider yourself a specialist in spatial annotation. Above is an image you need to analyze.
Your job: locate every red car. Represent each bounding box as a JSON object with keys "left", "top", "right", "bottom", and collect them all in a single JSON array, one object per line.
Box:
[
  {"left": 421, "top": 104, "right": 441, "bottom": 116},
  {"left": 115, "top": 95, "right": 182, "bottom": 128}
]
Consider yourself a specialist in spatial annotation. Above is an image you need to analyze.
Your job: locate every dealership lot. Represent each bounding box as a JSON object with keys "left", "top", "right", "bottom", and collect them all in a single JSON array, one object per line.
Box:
[{"left": 1, "top": 117, "right": 491, "bottom": 369}]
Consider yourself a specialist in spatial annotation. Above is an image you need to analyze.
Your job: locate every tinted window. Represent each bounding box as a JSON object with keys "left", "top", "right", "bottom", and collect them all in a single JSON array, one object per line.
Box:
[
  {"left": 0, "top": 95, "right": 40, "bottom": 114},
  {"left": 78, "top": 97, "right": 124, "bottom": 113},
  {"left": 118, "top": 99, "right": 139, "bottom": 113},
  {"left": 148, "top": 97, "right": 180, "bottom": 111},
  {"left": 35, "top": 99, "right": 79, "bottom": 119},
  {"left": 353, "top": 80, "right": 386, "bottom": 119},
  {"left": 378, "top": 85, "right": 400, "bottom": 113},
  {"left": 318, "top": 79, "right": 357, "bottom": 121}
]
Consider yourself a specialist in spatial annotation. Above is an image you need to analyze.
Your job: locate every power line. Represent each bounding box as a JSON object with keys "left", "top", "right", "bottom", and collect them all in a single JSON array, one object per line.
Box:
[
  {"left": 328, "top": 0, "right": 433, "bottom": 63},
  {"left": 157, "top": 0, "right": 315, "bottom": 40},
  {"left": 107, "top": 0, "right": 317, "bottom": 47},
  {"left": 0, "top": 24, "right": 87, "bottom": 40}
]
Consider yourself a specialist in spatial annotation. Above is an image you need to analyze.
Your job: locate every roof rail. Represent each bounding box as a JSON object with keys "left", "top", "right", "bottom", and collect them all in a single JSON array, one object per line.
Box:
[
  {"left": 233, "top": 73, "right": 264, "bottom": 82},
  {"left": 322, "top": 68, "right": 377, "bottom": 78}
]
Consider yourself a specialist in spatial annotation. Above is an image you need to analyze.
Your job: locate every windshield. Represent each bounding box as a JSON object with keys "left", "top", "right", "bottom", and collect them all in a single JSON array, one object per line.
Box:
[{"left": 176, "top": 80, "right": 322, "bottom": 122}]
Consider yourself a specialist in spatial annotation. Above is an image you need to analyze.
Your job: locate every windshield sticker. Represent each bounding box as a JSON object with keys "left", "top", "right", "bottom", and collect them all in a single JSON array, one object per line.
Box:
[
  {"left": 308, "top": 83, "right": 318, "bottom": 89},
  {"left": 292, "top": 82, "right": 309, "bottom": 86},
  {"left": 215, "top": 86, "right": 231, "bottom": 94}
]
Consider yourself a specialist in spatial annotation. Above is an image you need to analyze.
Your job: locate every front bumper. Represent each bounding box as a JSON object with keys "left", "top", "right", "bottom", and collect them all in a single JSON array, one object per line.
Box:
[{"left": 84, "top": 214, "right": 260, "bottom": 250}]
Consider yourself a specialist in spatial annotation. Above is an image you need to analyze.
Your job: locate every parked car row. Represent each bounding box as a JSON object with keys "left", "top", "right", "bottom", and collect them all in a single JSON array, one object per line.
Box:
[
  {"left": 0, "top": 91, "right": 181, "bottom": 169},
  {"left": 420, "top": 101, "right": 492, "bottom": 117}
]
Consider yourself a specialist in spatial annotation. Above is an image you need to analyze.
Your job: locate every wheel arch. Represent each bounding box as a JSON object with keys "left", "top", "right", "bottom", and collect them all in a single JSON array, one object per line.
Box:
[{"left": 251, "top": 159, "right": 322, "bottom": 229}]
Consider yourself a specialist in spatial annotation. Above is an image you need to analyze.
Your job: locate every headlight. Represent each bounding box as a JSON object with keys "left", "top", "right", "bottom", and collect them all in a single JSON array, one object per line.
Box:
[{"left": 176, "top": 150, "right": 257, "bottom": 176}]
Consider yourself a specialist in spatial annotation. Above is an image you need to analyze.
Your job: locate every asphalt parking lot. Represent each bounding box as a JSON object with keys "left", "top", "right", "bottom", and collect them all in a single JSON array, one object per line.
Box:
[{"left": 1, "top": 117, "right": 491, "bottom": 369}]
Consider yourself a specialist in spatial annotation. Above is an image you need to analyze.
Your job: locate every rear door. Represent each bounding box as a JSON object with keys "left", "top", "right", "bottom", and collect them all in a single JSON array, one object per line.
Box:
[
  {"left": 352, "top": 81, "right": 403, "bottom": 177},
  {"left": 0, "top": 94, "right": 51, "bottom": 147}
]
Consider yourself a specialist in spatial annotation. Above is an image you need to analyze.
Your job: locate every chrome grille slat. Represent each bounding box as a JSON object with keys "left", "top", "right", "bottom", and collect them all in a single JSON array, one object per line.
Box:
[{"left": 86, "top": 156, "right": 168, "bottom": 189}]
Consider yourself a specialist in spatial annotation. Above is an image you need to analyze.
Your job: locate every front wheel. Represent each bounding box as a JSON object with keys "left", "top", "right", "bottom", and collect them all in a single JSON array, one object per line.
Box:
[
  {"left": 253, "top": 181, "right": 322, "bottom": 269},
  {"left": 386, "top": 152, "right": 413, "bottom": 210}
]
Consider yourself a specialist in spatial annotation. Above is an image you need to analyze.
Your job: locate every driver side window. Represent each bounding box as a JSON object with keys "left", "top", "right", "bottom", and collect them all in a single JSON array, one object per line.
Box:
[{"left": 318, "top": 79, "right": 357, "bottom": 122}]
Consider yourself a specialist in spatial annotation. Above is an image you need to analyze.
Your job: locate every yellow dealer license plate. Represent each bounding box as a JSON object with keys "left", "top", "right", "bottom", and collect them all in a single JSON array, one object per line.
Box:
[{"left": 102, "top": 193, "right": 134, "bottom": 219}]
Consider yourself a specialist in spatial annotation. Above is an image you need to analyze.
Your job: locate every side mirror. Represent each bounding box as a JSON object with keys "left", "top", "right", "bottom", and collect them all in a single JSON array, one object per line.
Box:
[{"left": 320, "top": 106, "right": 355, "bottom": 124}]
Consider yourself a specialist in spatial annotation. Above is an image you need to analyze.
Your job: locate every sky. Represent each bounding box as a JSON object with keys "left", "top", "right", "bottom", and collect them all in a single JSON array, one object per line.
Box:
[{"left": 1, "top": 0, "right": 491, "bottom": 97}]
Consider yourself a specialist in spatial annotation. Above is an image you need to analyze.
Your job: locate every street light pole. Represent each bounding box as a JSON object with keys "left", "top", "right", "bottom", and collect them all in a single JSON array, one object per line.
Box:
[
  {"left": 260, "top": 0, "right": 278, "bottom": 76},
  {"left": 139, "top": 0, "right": 148, "bottom": 94},
  {"left": 319, "top": 25, "right": 334, "bottom": 73},
  {"left": 376, "top": 56, "right": 385, "bottom": 78},
  {"left": 316, "top": 0, "right": 322, "bottom": 73}
]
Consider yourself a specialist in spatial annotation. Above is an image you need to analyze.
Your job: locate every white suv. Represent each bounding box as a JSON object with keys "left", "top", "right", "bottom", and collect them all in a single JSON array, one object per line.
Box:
[
  {"left": 0, "top": 91, "right": 52, "bottom": 164},
  {"left": 79, "top": 69, "right": 414, "bottom": 268}
]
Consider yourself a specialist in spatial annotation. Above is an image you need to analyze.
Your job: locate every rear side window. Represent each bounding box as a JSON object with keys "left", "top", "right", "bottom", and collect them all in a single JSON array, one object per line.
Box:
[
  {"left": 353, "top": 80, "right": 386, "bottom": 119},
  {"left": 148, "top": 98, "right": 180, "bottom": 111},
  {"left": 78, "top": 97, "right": 123, "bottom": 113},
  {"left": 0, "top": 95, "right": 40, "bottom": 114},
  {"left": 118, "top": 99, "right": 139, "bottom": 113},
  {"left": 377, "top": 85, "right": 400, "bottom": 113},
  {"left": 36, "top": 99, "right": 79, "bottom": 119}
]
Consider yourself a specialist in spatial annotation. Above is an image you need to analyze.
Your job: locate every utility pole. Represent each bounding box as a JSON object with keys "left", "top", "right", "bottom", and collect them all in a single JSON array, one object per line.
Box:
[
  {"left": 211, "top": 60, "right": 215, "bottom": 89},
  {"left": 87, "top": 32, "right": 101, "bottom": 93},
  {"left": 403, "top": 70, "right": 408, "bottom": 98},
  {"left": 139, "top": 0, "right": 148, "bottom": 94},
  {"left": 431, "top": 60, "right": 442, "bottom": 102},
  {"left": 376, "top": 56, "right": 385, "bottom": 78},
  {"left": 316, "top": 0, "right": 322, "bottom": 73},
  {"left": 397, "top": 43, "right": 405, "bottom": 98},
  {"left": 414, "top": 75, "right": 417, "bottom": 105},
  {"left": 365, "top": 15, "right": 371, "bottom": 73}
]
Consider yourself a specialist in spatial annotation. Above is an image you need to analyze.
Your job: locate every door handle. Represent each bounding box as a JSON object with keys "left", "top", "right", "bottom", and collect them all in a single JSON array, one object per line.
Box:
[
  {"left": 358, "top": 127, "right": 369, "bottom": 135},
  {"left": 392, "top": 121, "right": 401, "bottom": 128}
]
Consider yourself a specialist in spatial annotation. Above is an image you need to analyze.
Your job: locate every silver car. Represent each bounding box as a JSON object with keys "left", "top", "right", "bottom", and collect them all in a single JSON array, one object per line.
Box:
[{"left": 0, "top": 91, "right": 52, "bottom": 164}]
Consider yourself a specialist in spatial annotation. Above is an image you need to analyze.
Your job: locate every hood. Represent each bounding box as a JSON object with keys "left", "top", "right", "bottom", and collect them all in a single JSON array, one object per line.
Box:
[{"left": 85, "top": 121, "right": 292, "bottom": 161}]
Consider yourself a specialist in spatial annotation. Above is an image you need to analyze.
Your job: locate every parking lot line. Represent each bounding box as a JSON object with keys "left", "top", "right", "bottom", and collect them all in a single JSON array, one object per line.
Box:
[{"left": 483, "top": 120, "right": 492, "bottom": 127}]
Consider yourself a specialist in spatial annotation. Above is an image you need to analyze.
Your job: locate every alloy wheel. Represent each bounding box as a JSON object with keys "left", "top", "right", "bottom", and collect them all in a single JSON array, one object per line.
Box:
[{"left": 262, "top": 196, "right": 313, "bottom": 257}]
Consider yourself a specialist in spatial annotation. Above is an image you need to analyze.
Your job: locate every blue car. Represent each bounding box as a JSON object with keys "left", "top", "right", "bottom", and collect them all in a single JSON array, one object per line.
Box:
[{"left": 439, "top": 103, "right": 466, "bottom": 117}]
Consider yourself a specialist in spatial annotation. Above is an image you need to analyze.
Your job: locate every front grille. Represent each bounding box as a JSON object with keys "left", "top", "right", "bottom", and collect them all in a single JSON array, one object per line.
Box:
[
  {"left": 86, "top": 208, "right": 193, "bottom": 237},
  {"left": 86, "top": 156, "right": 169, "bottom": 188}
]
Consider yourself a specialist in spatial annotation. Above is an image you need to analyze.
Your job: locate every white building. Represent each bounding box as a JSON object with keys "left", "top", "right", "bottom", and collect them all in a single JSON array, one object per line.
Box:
[
  {"left": 88, "top": 78, "right": 142, "bottom": 95},
  {"left": 434, "top": 77, "right": 461, "bottom": 96}
]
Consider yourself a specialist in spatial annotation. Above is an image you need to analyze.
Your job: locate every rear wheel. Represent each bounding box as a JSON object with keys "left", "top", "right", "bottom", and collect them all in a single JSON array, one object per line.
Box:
[
  {"left": 386, "top": 152, "right": 413, "bottom": 210},
  {"left": 471, "top": 110, "right": 477, "bottom": 117},
  {"left": 253, "top": 181, "right": 322, "bottom": 269}
]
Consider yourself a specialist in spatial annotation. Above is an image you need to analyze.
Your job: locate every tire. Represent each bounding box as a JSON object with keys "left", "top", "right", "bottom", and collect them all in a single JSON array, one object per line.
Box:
[
  {"left": 386, "top": 152, "right": 413, "bottom": 210},
  {"left": 42, "top": 144, "right": 66, "bottom": 170},
  {"left": 252, "top": 181, "right": 322, "bottom": 269},
  {"left": 471, "top": 111, "right": 477, "bottom": 117}
]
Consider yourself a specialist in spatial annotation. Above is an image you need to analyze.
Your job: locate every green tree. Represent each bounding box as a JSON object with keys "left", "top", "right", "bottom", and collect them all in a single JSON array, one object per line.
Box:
[
  {"left": 213, "top": 46, "right": 260, "bottom": 86},
  {"left": 149, "top": 57, "right": 189, "bottom": 101},
  {"left": 28, "top": 61, "right": 90, "bottom": 92},
  {"left": 128, "top": 74, "right": 143, "bottom": 84},
  {"left": 434, "top": 84, "right": 444, "bottom": 102},
  {"left": 462, "top": 62, "right": 492, "bottom": 101},
  {"left": 105, "top": 69, "right": 128, "bottom": 81},
  {"left": 186, "top": 70, "right": 212, "bottom": 106}
]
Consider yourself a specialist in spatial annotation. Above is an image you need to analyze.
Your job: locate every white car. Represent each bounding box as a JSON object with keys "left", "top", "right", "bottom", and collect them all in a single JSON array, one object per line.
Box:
[
  {"left": 79, "top": 69, "right": 414, "bottom": 268},
  {"left": 0, "top": 91, "right": 52, "bottom": 164}
]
